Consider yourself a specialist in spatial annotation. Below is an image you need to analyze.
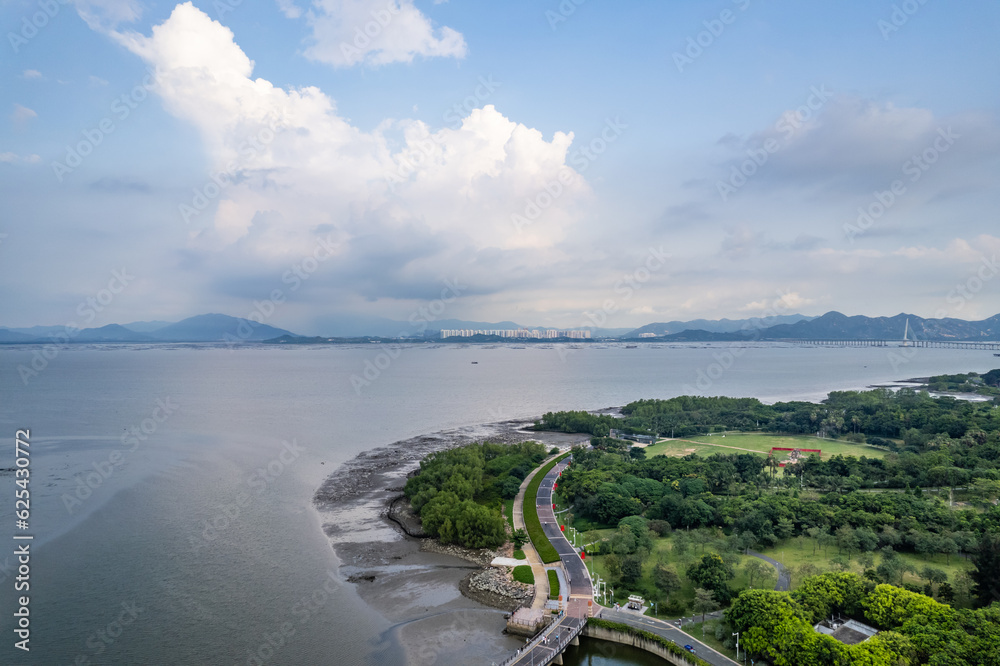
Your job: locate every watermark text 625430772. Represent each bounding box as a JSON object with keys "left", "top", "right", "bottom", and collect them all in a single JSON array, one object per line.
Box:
[{"left": 13, "top": 428, "right": 33, "bottom": 653}]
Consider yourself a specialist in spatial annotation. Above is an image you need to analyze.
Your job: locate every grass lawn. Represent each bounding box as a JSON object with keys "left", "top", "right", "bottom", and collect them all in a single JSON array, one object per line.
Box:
[
  {"left": 504, "top": 499, "right": 515, "bottom": 530},
  {"left": 513, "top": 565, "right": 534, "bottom": 585},
  {"left": 645, "top": 432, "right": 887, "bottom": 464},
  {"left": 756, "top": 536, "right": 973, "bottom": 592},
  {"left": 585, "top": 533, "right": 776, "bottom": 615}
]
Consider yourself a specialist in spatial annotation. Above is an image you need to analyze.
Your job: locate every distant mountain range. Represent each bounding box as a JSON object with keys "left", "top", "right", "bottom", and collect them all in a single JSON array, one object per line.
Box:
[
  {"left": 640, "top": 311, "right": 1000, "bottom": 342},
  {"left": 625, "top": 314, "right": 814, "bottom": 337},
  {"left": 0, "top": 314, "right": 295, "bottom": 343},
  {"left": 3, "top": 311, "right": 999, "bottom": 343}
]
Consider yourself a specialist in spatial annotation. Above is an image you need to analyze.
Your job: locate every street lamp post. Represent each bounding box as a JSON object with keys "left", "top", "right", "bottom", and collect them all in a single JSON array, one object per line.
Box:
[{"left": 733, "top": 632, "right": 740, "bottom": 662}]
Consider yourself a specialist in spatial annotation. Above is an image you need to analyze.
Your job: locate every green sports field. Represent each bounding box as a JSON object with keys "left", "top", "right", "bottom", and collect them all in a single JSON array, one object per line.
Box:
[{"left": 643, "top": 432, "right": 887, "bottom": 463}]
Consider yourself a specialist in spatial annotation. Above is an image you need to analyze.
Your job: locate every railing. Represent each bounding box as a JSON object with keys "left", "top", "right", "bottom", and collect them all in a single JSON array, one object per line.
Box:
[{"left": 498, "top": 613, "right": 584, "bottom": 666}]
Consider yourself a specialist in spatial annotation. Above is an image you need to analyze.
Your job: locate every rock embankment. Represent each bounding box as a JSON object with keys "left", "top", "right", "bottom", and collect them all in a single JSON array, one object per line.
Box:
[
  {"left": 420, "top": 539, "right": 499, "bottom": 567},
  {"left": 387, "top": 495, "right": 427, "bottom": 537},
  {"left": 460, "top": 567, "right": 533, "bottom": 612}
]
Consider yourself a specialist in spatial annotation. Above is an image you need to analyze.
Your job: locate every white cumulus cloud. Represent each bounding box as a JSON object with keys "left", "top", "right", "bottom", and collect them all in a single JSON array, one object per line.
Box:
[
  {"left": 303, "top": 0, "right": 467, "bottom": 68},
  {"left": 112, "top": 3, "right": 585, "bottom": 298}
]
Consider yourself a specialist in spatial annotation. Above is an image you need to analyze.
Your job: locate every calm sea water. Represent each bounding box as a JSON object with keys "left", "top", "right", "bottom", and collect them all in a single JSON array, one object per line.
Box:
[{"left": 0, "top": 342, "right": 994, "bottom": 665}]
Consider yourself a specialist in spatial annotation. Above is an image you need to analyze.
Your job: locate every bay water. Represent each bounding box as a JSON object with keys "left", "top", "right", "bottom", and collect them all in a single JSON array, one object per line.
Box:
[{"left": 0, "top": 342, "right": 993, "bottom": 665}]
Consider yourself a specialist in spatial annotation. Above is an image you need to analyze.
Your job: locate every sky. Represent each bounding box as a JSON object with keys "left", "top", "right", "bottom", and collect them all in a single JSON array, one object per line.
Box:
[{"left": 2, "top": 0, "right": 999, "bottom": 335}]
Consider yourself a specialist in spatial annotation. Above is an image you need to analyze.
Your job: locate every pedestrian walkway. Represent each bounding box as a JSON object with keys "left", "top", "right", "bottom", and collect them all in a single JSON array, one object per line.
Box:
[{"left": 512, "top": 457, "right": 557, "bottom": 609}]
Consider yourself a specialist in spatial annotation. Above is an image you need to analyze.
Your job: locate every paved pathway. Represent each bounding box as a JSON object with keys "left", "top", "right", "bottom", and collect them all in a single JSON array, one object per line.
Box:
[
  {"left": 512, "top": 457, "right": 554, "bottom": 609},
  {"left": 747, "top": 550, "right": 790, "bottom": 591}
]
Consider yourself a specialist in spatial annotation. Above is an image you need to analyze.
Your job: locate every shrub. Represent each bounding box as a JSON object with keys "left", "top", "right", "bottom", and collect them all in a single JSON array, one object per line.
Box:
[
  {"left": 513, "top": 565, "right": 534, "bottom": 585},
  {"left": 514, "top": 550, "right": 526, "bottom": 560},
  {"left": 548, "top": 569, "right": 560, "bottom": 599}
]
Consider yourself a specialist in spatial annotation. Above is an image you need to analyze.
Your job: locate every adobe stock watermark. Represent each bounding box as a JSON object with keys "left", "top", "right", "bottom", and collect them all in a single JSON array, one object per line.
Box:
[
  {"left": 545, "top": 0, "right": 587, "bottom": 31},
  {"left": 189, "top": 439, "right": 305, "bottom": 552},
  {"left": 844, "top": 126, "right": 958, "bottom": 243},
  {"left": 17, "top": 267, "right": 135, "bottom": 384},
  {"left": 888, "top": 254, "right": 996, "bottom": 372},
  {"left": 673, "top": 0, "right": 752, "bottom": 73},
  {"left": 717, "top": 85, "right": 832, "bottom": 202},
  {"left": 214, "top": 0, "right": 247, "bottom": 21},
  {"left": 558, "top": 246, "right": 670, "bottom": 362},
  {"left": 52, "top": 68, "right": 162, "bottom": 182},
  {"left": 179, "top": 116, "right": 288, "bottom": 224},
  {"left": 71, "top": 601, "right": 145, "bottom": 664},
  {"left": 878, "top": 0, "right": 931, "bottom": 40},
  {"left": 682, "top": 290, "right": 796, "bottom": 394},
  {"left": 7, "top": 0, "right": 71, "bottom": 54},
  {"left": 62, "top": 397, "right": 178, "bottom": 514},
  {"left": 350, "top": 278, "right": 465, "bottom": 394},
  {"left": 222, "top": 233, "right": 339, "bottom": 349},
  {"left": 242, "top": 570, "right": 340, "bottom": 666},
  {"left": 385, "top": 75, "right": 501, "bottom": 192},
  {"left": 337, "top": 1, "right": 402, "bottom": 64},
  {"left": 512, "top": 117, "right": 627, "bottom": 233}
]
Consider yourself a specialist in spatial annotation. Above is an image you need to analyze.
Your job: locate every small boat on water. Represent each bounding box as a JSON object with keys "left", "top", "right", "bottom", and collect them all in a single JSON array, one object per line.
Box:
[{"left": 471, "top": 361, "right": 478, "bottom": 364}]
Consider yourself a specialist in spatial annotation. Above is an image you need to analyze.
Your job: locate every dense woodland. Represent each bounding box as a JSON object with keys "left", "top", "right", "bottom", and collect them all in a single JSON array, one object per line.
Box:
[
  {"left": 536, "top": 380, "right": 1000, "bottom": 441},
  {"left": 727, "top": 572, "right": 1000, "bottom": 665},
  {"left": 403, "top": 440, "right": 547, "bottom": 548},
  {"left": 542, "top": 384, "right": 1000, "bottom": 664}
]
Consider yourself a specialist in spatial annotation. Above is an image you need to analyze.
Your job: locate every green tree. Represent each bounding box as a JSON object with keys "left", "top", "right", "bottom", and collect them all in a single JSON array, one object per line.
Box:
[
  {"left": 621, "top": 555, "right": 643, "bottom": 585},
  {"left": 693, "top": 587, "right": 720, "bottom": 623},
  {"left": 836, "top": 524, "right": 860, "bottom": 559},
  {"left": 687, "top": 553, "right": 735, "bottom": 596},
  {"left": 921, "top": 567, "right": 947, "bottom": 597},
  {"left": 791, "top": 563, "right": 820, "bottom": 588},
  {"left": 775, "top": 518, "right": 795, "bottom": 541},
  {"left": 806, "top": 526, "right": 822, "bottom": 555},
  {"left": 605, "top": 553, "right": 622, "bottom": 583},
  {"left": 744, "top": 559, "right": 772, "bottom": 589},
  {"left": 970, "top": 531, "right": 1000, "bottom": 607},
  {"left": 453, "top": 501, "right": 506, "bottom": 549},
  {"left": 653, "top": 564, "right": 681, "bottom": 599}
]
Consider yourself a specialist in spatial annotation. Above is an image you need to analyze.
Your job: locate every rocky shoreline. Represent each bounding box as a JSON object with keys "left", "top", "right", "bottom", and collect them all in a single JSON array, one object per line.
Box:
[
  {"left": 460, "top": 567, "right": 533, "bottom": 612},
  {"left": 417, "top": 510, "right": 535, "bottom": 610}
]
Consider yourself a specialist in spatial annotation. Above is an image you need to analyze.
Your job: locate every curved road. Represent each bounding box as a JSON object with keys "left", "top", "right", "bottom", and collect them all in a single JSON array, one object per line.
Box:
[
  {"left": 747, "top": 550, "right": 790, "bottom": 591},
  {"left": 510, "top": 455, "right": 739, "bottom": 666}
]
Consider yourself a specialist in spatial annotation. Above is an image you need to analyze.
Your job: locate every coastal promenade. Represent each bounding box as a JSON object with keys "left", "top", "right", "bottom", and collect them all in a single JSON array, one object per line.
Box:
[
  {"left": 504, "top": 453, "right": 739, "bottom": 666},
  {"left": 512, "top": 462, "right": 551, "bottom": 608}
]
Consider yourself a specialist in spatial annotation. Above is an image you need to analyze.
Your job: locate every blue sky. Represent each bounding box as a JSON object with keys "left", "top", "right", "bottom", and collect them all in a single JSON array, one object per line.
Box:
[{"left": 2, "top": 0, "right": 999, "bottom": 334}]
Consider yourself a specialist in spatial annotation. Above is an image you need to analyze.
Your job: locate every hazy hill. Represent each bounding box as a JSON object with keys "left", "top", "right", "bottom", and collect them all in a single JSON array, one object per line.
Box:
[
  {"left": 761, "top": 311, "right": 1000, "bottom": 340},
  {"left": 122, "top": 320, "right": 174, "bottom": 333},
  {"left": 75, "top": 324, "right": 156, "bottom": 342},
  {"left": 150, "top": 314, "right": 297, "bottom": 342},
  {"left": 625, "top": 314, "right": 814, "bottom": 338}
]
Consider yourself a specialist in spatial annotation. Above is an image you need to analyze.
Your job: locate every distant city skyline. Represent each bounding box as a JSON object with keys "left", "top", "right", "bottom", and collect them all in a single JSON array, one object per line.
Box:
[
  {"left": 440, "top": 329, "right": 592, "bottom": 339},
  {"left": 2, "top": 1, "right": 999, "bottom": 333}
]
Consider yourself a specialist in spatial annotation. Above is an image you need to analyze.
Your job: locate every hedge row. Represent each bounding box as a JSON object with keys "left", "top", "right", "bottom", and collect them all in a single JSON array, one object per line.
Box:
[
  {"left": 524, "top": 453, "right": 570, "bottom": 564},
  {"left": 586, "top": 618, "right": 712, "bottom": 666},
  {"left": 548, "top": 569, "right": 560, "bottom": 599}
]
